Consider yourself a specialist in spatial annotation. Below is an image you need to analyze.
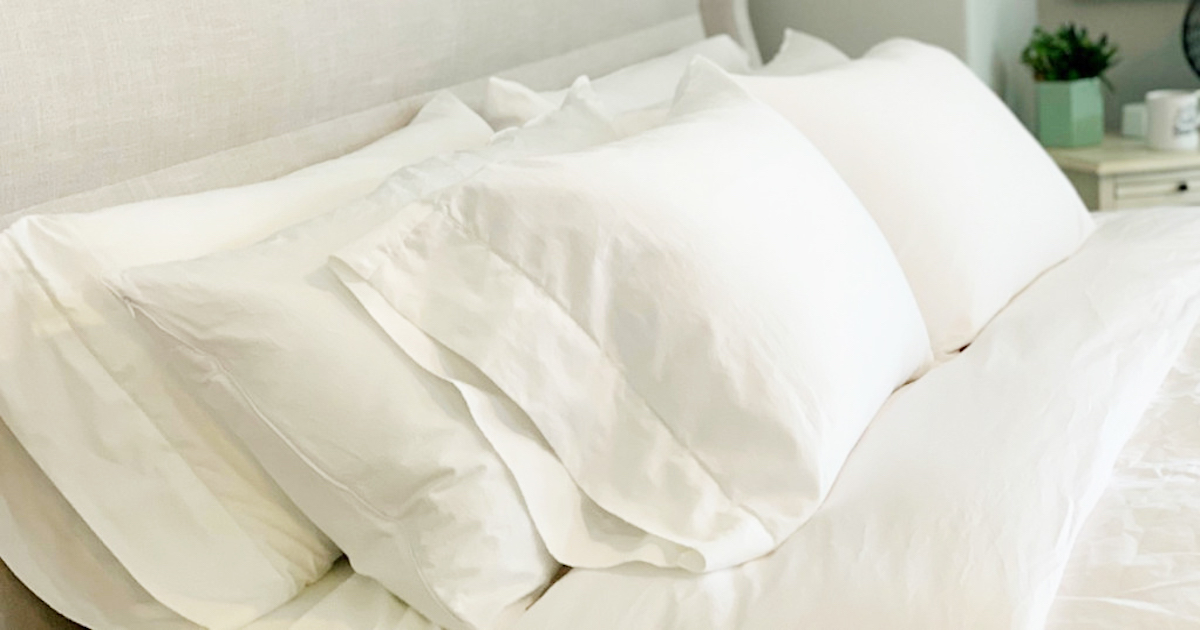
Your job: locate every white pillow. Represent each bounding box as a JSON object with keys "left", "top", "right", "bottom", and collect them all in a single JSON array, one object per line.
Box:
[
  {"left": 331, "top": 59, "right": 932, "bottom": 572},
  {"left": 0, "top": 93, "right": 493, "bottom": 627},
  {"left": 759, "top": 29, "right": 850, "bottom": 75},
  {"left": 107, "top": 88, "right": 622, "bottom": 630},
  {"left": 482, "top": 35, "right": 751, "bottom": 128},
  {"left": 0, "top": 421, "right": 196, "bottom": 630},
  {"left": 736, "top": 39, "right": 1095, "bottom": 358}
]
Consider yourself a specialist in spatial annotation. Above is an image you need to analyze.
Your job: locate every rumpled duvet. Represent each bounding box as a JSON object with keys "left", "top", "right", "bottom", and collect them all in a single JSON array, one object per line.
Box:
[{"left": 507, "top": 208, "right": 1200, "bottom": 630}]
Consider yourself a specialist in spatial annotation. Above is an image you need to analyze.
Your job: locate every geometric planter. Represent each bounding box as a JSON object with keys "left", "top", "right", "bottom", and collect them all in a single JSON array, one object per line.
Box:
[{"left": 1037, "top": 78, "right": 1105, "bottom": 147}]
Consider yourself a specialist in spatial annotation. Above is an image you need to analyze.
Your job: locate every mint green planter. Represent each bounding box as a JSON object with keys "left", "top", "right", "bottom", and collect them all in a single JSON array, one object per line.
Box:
[{"left": 1037, "top": 78, "right": 1104, "bottom": 147}]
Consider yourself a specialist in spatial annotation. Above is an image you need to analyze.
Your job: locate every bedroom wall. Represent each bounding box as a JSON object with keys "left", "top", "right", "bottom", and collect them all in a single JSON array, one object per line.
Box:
[
  {"left": 1039, "top": 0, "right": 1200, "bottom": 130},
  {"left": 748, "top": 0, "right": 968, "bottom": 60},
  {"left": 966, "top": 0, "right": 1039, "bottom": 124},
  {"left": 747, "top": 0, "right": 1037, "bottom": 125}
]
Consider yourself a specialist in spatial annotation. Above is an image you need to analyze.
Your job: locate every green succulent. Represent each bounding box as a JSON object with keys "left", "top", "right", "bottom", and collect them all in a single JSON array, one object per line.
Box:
[{"left": 1021, "top": 23, "right": 1119, "bottom": 88}]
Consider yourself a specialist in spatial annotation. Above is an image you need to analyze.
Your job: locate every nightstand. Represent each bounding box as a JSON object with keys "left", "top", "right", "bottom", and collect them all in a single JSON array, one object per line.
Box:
[{"left": 1046, "top": 135, "right": 1200, "bottom": 211}]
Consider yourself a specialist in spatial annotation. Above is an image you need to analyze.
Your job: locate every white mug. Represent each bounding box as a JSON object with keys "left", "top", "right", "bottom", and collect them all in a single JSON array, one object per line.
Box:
[{"left": 1145, "top": 89, "right": 1200, "bottom": 151}]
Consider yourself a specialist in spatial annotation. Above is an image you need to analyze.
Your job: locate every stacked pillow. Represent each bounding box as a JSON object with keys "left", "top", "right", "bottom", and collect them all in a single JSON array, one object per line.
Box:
[
  {"left": 6, "top": 30, "right": 1099, "bottom": 630},
  {"left": 325, "top": 58, "right": 933, "bottom": 572},
  {"left": 0, "top": 93, "right": 494, "bottom": 629},
  {"left": 735, "top": 39, "right": 1094, "bottom": 357},
  {"left": 485, "top": 30, "right": 853, "bottom": 138},
  {"left": 107, "top": 86, "right": 623, "bottom": 630},
  {"left": 482, "top": 34, "right": 753, "bottom": 129}
]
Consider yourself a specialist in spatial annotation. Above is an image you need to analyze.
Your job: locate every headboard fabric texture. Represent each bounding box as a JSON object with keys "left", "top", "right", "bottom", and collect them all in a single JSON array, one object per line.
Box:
[
  {"left": 0, "top": 1, "right": 755, "bottom": 629},
  {"left": 1, "top": 0, "right": 755, "bottom": 227}
]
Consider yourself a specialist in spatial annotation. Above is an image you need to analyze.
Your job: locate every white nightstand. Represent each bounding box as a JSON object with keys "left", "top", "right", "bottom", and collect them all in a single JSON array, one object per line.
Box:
[{"left": 1047, "top": 135, "right": 1200, "bottom": 211}]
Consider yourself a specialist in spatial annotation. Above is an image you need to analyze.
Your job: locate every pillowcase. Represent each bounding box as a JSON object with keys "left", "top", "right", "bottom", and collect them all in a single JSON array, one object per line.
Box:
[
  {"left": 759, "top": 29, "right": 850, "bottom": 75},
  {"left": 329, "top": 59, "right": 932, "bottom": 572},
  {"left": 0, "top": 421, "right": 196, "bottom": 630},
  {"left": 107, "top": 88, "right": 622, "bottom": 630},
  {"left": 482, "top": 35, "right": 751, "bottom": 128},
  {"left": 0, "top": 93, "right": 493, "bottom": 627},
  {"left": 735, "top": 39, "right": 1095, "bottom": 358}
]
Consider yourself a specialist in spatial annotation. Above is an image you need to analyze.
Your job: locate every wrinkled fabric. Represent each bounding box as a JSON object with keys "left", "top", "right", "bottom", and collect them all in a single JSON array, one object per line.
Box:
[
  {"left": 108, "top": 87, "right": 620, "bottom": 630},
  {"left": 511, "top": 208, "right": 1200, "bottom": 630},
  {"left": 335, "top": 60, "right": 931, "bottom": 574},
  {"left": 0, "top": 94, "right": 492, "bottom": 628}
]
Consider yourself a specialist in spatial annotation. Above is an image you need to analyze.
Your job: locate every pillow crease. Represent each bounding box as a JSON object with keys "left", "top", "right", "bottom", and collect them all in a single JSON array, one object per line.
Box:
[{"left": 347, "top": 204, "right": 779, "bottom": 569}]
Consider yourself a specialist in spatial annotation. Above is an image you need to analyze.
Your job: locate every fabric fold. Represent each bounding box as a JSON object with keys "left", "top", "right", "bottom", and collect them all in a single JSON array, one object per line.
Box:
[{"left": 506, "top": 208, "right": 1200, "bottom": 630}]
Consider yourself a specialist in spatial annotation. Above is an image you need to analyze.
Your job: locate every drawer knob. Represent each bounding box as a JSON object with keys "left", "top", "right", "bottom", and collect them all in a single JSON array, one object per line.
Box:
[{"left": 1180, "top": 182, "right": 1191, "bottom": 193}]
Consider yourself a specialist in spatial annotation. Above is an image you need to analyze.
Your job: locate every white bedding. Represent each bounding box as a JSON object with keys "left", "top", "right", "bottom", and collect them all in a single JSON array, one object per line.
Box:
[
  {"left": 242, "top": 561, "right": 437, "bottom": 630},
  {"left": 217, "top": 210, "right": 1200, "bottom": 630},
  {"left": 327, "top": 61, "right": 931, "bottom": 576},
  {"left": 8, "top": 184, "right": 1200, "bottom": 630},
  {"left": 226, "top": 210, "right": 1200, "bottom": 630},
  {"left": 507, "top": 208, "right": 1200, "bottom": 630},
  {"left": 6, "top": 43, "right": 1200, "bottom": 630},
  {"left": 1047, "top": 270, "right": 1200, "bottom": 627}
]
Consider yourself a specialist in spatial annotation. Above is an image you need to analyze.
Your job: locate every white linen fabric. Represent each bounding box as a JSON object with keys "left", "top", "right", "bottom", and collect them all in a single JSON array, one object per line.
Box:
[
  {"left": 243, "top": 560, "right": 440, "bottom": 630},
  {"left": 737, "top": 39, "right": 1095, "bottom": 358},
  {"left": 333, "top": 59, "right": 931, "bottom": 573},
  {"left": 0, "top": 93, "right": 493, "bottom": 628},
  {"left": 482, "top": 35, "right": 751, "bottom": 128},
  {"left": 107, "top": 88, "right": 621, "bottom": 630},
  {"left": 758, "top": 29, "right": 849, "bottom": 75},
  {"left": 1045, "top": 209, "right": 1200, "bottom": 630},
  {"left": 0, "top": 421, "right": 197, "bottom": 630},
  {"left": 484, "top": 30, "right": 849, "bottom": 141},
  {"left": 509, "top": 208, "right": 1200, "bottom": 630}
]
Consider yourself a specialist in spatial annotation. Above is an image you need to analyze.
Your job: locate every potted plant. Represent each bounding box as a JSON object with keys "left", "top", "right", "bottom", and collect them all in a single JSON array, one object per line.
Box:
[{"left": 1021, "top": 24, "right": 1118, "bottom": 147}]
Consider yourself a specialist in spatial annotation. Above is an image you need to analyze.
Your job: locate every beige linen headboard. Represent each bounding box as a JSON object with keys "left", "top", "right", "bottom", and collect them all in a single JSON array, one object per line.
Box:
[
  {"left": 0, "top": 1, "right": 756, "bottom": 628},
  {"left": 1, "top": 0, "right": 757, "bottom": 227}
]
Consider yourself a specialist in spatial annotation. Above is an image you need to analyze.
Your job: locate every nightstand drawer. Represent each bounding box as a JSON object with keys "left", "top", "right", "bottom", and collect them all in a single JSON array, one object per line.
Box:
[
  {"left": 1115, "top": 170, "right": 1200, "bottom": 205},
  {"left": 1048, "top": 136, "right": 1200, "bottom": 210}
]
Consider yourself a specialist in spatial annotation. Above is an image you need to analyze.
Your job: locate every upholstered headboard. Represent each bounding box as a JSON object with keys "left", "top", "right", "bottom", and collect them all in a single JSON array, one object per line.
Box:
[
  {"left": 1, "top": 0, "right": 756, "bottom": 227},
  {"left": 0, "top": 1, "right": 755, "bottom": 628}
]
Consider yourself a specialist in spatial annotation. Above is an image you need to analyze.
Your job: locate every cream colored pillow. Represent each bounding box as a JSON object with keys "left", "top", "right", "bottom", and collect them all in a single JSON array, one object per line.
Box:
[
  {"left": 0, "top": 93, "right": 493, "bottom": 628},
  {"left": 107, "top": 88, "right": 621, "bottom": 630},
  {"left": 737, "top": 40, "right": 1094, "bottom": 357},
  {"left": 482, "top": 35, "right": 752, "bottom": 128}
]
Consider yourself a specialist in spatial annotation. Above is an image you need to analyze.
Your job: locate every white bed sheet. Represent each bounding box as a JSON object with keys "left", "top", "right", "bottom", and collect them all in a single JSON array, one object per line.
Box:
[
  {"left": 509, "top": 208, "right": 1200, "bottom": 630},
  {"left": 292, "top": 208, "right": 1200, "bottom": 630},
  {"left": 242, "top": 560, "right": 437, "bottom": 630},
  {"left": 1046, "top": 299, "right": 1200, "bottom": 628},
  {"left": 11, "top": 210, "right": 1200, "bottom": 630}
]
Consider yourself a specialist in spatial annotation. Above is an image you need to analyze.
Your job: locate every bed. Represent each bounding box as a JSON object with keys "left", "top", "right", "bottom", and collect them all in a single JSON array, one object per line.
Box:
[{"left": 4, "top": 2, "right": 1200, "bottom": 630}]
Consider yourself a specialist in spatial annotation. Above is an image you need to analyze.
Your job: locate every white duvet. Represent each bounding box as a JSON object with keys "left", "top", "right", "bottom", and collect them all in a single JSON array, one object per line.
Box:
[
  {"left": 504, "top": 208, "right": 1200, "bottom": 630},
  {"left": 251, "top": 208, "right": 1200, "bottom": 630},
  {"left": 8, "top": 197, "right": 1200, "bottom": 629}
]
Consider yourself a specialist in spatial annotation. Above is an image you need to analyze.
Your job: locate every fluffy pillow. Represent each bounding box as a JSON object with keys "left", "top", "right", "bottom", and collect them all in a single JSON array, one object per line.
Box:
[
  {"left": 736, "top": 40, "right": 1095, "bottom": 357},
  {"left": 330, "top": 59, "right": 932, "bottom": 572},
  {"left": 0, "top": 93, "right": 493, "bottom": 627},
  {"left": 482, "top": 35, "right": 751, "bottom": 128},
  {"left": 759, "top": 29, "right": 850, "bottom": 75},
  {"left": 107, "top": 89, "right": 622, "bottom": 630},
  {"left": 0, "top": 422, "right": 195, "bottom": 630}
]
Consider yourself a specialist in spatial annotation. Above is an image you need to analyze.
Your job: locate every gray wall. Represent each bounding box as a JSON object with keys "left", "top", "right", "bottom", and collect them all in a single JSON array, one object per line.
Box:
[
  {"left": 1039, "top": 0, "right": 1200, "bottom": 130},
  {"left": 747, "top": 0, "right": 1037, "bottom": 125},
  {"left": 748, "top": 0, "right": 968, "bottom": 60},
  {"left": 967, "top": 0, "right": 1039, "bottom": 124}
]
